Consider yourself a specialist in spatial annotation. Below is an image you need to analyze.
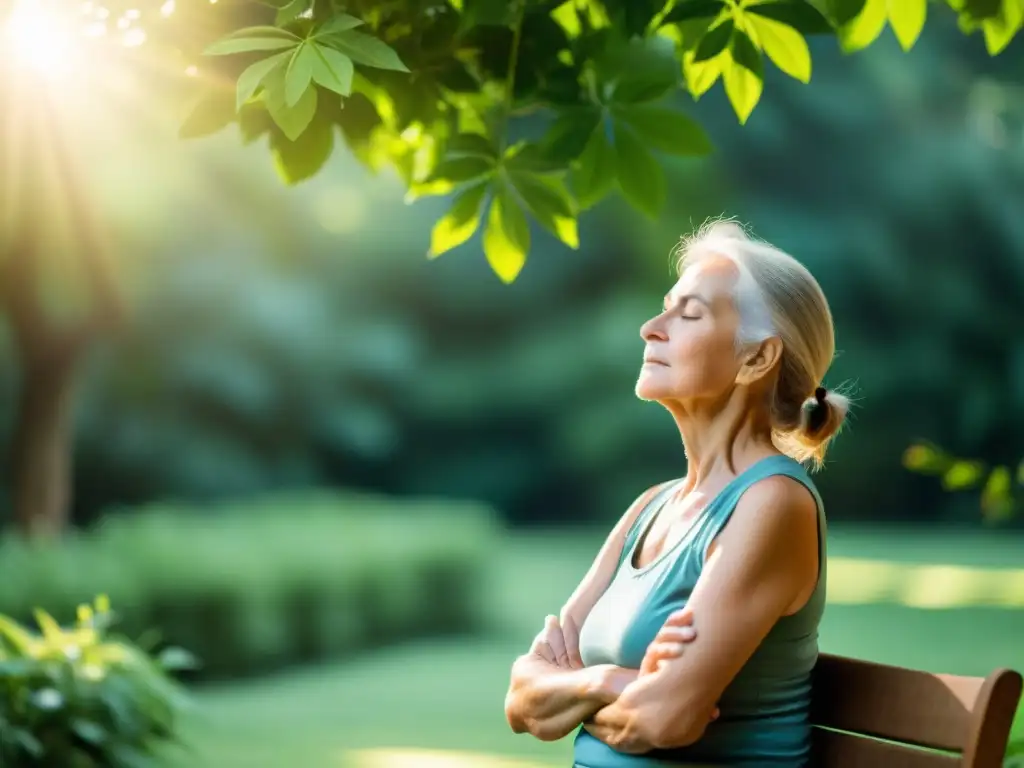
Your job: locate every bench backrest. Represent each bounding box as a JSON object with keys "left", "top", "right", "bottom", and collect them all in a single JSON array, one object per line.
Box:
[{"left": 812, "top": 653, "right": 1022, "bottom": 768}]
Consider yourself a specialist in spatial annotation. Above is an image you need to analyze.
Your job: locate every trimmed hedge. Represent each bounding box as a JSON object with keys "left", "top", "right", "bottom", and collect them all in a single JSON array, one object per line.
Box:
[{"left": 0, "top": 492, "right": 499, "bottom": 681}]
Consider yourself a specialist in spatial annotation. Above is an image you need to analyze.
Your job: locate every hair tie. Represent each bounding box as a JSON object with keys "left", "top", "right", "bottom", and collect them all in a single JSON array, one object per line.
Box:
[{"left": 807, "top": 387, "right": 829, "bottom": 433}]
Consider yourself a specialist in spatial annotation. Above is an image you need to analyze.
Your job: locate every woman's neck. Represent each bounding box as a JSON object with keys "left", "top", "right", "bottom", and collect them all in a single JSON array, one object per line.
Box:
[{"left": 668, "top": 391, "right": 777, "bottom": 491}]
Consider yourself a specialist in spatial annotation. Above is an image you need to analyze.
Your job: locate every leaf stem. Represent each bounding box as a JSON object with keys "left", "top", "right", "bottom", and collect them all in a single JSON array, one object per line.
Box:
[{"left": 499, "top": 0, "right": 526, "bottom": 152}]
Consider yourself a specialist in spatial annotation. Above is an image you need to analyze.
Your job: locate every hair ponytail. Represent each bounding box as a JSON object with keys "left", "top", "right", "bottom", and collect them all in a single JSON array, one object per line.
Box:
[{"left": 774, "top": 386, "right": 851, "bottom": 470}]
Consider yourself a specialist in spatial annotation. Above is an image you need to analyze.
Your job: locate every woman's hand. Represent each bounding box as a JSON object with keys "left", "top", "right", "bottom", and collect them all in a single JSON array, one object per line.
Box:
[
  {"left": 529, "top": 614, "right": 583, "bottom": 669},
  {"left": 639, "top": 607, "right": 698, "bottom": 676}
]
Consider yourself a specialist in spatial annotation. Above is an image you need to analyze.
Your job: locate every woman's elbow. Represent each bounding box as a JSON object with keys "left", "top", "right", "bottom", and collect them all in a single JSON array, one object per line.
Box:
[
  {"left": 647, "top": 709, "right": 709, "bottom": 750},
  {"left": 504, "top": 691, "right": 528, "bottom": 734},
  {"left": 505, "top": 707, "right": 561, "bottom": 741},
  {"left": 504, "top": 692, "right": 548, "bottom": 739}
]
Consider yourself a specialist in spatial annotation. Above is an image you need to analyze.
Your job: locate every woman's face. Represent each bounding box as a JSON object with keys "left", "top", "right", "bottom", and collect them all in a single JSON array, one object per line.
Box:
[{"left": 636, "top": 256, "right": 745, "bottom": 404}]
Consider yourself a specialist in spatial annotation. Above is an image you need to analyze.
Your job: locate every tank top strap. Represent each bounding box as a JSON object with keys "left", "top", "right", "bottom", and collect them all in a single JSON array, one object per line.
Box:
[
  {"left": 617, "top": 480, "right": 681, "bottom": 570},
  {"left": 690, "top": 455, "right": 825, "bottom": 563}
]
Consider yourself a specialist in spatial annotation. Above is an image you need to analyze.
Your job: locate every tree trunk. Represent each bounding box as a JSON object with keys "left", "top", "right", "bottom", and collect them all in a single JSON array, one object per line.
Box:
[{"left": 9, "top": 353, "right": 80, "bottom": 538}]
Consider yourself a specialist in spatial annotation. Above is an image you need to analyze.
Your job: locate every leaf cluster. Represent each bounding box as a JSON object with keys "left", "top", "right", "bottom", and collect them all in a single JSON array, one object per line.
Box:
[
  {"left": 176, "top": 0, "right": 1023, "bottom": 280},
  {"left": 0, "top": 596, "right": 195, "bottom": 768}
]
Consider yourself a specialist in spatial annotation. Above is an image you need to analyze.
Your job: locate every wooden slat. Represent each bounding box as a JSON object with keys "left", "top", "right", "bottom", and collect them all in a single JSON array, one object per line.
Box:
[
  {"left": 812, "top": 653, "right": 983, "bottom": 751},
  {"left": 961, "top": 668, "right": 1024, "bottom": 768},
  {"left": 813, "top": 728, "right": 960, "bottom": 768}
]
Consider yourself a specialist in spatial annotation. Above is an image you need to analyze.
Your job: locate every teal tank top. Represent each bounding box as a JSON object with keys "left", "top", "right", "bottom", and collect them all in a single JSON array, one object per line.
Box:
[{"left": 574, "top": 454, "right": 827, "bottom": 767}]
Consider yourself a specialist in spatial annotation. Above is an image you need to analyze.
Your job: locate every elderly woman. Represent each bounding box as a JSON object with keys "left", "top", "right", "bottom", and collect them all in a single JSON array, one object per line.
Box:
[{"left": 504, "top": 219, "right": 848, "bottom": 767}]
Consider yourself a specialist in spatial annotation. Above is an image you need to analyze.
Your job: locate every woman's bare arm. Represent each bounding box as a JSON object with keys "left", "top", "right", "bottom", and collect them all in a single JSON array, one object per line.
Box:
[
  {"left": 505, "top": 655, "right": 625, "bottom": 741},
  {"left": 504, "top": 481, "right": 674, "bottom": 741},
  {"left": 583, "top": 476, "right": 819, "bottom": 753}
]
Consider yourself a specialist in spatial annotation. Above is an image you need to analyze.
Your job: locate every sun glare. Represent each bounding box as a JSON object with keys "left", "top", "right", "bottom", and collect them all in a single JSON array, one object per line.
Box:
[{"left": 3, "top": 1, "right": 81, "bottom": 78}]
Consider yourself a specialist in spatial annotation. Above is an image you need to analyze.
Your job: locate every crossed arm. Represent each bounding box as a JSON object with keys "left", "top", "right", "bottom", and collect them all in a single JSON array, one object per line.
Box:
[
  {"left": 504, "top": 617, "right": 626, "bottom": 741},
  {"left": 582, "top": 475, "right": 820, "bottom": 753},
  {"left": 504, "top": 482, "right": 673, "bottom": 742}
]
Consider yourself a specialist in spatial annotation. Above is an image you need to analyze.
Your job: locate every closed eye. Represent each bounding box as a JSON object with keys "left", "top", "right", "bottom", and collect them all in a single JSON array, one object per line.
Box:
[{"left": 679, "top": 298, "right": 702, "bottom": 319}]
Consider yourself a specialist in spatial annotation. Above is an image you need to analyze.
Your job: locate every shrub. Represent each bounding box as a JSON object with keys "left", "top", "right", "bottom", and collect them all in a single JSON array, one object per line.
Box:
[
  {"left": 0, "top": 596, "right": 194, "bottom": 768},
  {"left": 0, "top": 492, "right": 499, "bottom": 680}
]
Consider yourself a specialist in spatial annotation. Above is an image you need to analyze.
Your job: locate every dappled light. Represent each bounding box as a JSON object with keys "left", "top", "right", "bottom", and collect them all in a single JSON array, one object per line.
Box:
[{"left": 828, "top": 558, "right": 1024, "bottom": 609}]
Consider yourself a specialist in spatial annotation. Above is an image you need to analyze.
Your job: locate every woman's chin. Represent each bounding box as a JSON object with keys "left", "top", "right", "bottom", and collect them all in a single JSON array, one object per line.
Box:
[{"left": 634, "top": 377, "right": 667, "bottom": 402}]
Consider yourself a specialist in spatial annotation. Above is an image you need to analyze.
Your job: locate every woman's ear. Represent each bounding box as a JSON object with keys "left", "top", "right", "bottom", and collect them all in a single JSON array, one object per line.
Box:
[{"left": 736, "top": 337, "right": 783, "bottom": 385}]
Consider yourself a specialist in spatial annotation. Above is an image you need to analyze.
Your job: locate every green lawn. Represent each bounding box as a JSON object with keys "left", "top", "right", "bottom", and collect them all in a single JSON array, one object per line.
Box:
[{"left": 172, "top": 526, "right": 1024, "bottom": 768}]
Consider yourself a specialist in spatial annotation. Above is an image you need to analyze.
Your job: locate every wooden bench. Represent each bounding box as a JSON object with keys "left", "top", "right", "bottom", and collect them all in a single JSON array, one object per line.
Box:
[{"left": 812, "top": 653, "right": 1022, "bottom": 767}]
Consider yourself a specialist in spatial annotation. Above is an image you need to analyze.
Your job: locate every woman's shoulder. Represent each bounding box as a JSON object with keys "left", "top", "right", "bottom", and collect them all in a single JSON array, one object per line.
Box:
[
  {"left": 726, "top": 473, "right": 820, "bottom": 551},
  {"left": 734, "top": 455, "right": 824, "bottom": 515}
]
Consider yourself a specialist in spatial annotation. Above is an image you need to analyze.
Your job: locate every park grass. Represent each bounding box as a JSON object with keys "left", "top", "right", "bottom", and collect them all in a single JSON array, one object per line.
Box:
[{"left": 172, "top": 525, "right": 1024, "bottom": 768}]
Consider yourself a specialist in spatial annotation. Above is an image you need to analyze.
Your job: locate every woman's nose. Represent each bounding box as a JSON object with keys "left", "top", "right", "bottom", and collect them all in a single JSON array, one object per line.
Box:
[{"left": 640, "top": 316, "right": 668, "bottom": 342}]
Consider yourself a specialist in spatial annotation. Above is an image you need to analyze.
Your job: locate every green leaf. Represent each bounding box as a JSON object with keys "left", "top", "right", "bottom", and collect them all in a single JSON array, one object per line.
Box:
[
  {"left": 505, "top": 142, "right": 569, "bottom": 174},
  {"left": 541, "top": 106, "right": 603, "bottom": 163},
  {"left": 322, "top": 30, "right": 409, "bottom": 72},
  {"left": 571, "top": 122, "right": 617, "bottom": 210},
  {"left": 661, "top": 0, "right": 727, "bottom": 23},
  {"left": 948, "top": 0, "right": 1002, "bottom": 23},
  {"left": 902, "top": 443, "right": 952, "bottom": 474},
  {"left": 217, "top": 25, "right": 302, "bottom": 42},
  {"left": 822, "top": 0, "right": 868, "bottom": 26},
  {"left": 837, "top": 0, "right": 887, "bottom": 52},
  {"left": 270, "top": 115, "right": 334, "bottom": 184},
  {"left": 13, "top": 729, "right": 43, "bottom": 757},
  {"left": 981, "top": 465, "right": 1014, "bottom": 521},
  {"left": 238, "top": 103, "right": 275, "bottom": 144},
  {"left": 179, "top": 90, "right": 236, "bottom": 139},
  {"left": 205, "top": 31, "right": 298, "bottom": 56},
  {"left": 460, "top": 0, "right": 517, "bottom": 27},
  {"left": 610, "top": 72, "right": 679, "bottom": 105},
  {"left": 275, "top": 0, "right": 309, "bottom": 26},
  {"left": 309, "top": 44, "right": 354, "bottom": 96},
  {"left": 886, "top": 0, "right": 926, "bottom": 50},
  {"left": 603, "top": 40, "right": 682, "bottom": 104},
  {"left": 551, "top": 0, "right": 583, "bottom": 37},
  {"left": 722, "top": 31, "right": 764, "bottom": 124},
  {"left": 285, "top": 44, "right": 316, "bottom": 107},
  {"left": 693, "top": 18, "right": 734, "bottom": 61},
  {"left": 34, "top": 609, "right": 63, "bottom": 643},
  {"left": 942, "top": 460, "right": 987, "bottom": 490},
  {"left": 744, "top": 11, "right": 811, "bottom": 83},
  {"left": 684, "top": 49, "right": 726, "bottom": 98},
  {"left": 71, "top": 718, "right": 107, "bottom": 745},
  {"left": 612, "top": 105, "right": 713, "bottom": 156},
  {"left": 428, "top": 181, "right": 488, "bottom": 258},
  {"left": 0, "top": 614, "right": 38, "bottom": 655},
  {"left": 264, "top": 69, "right": 318, "bottom": 140},
  {"left": 446, "top": 132, "right": 498, "bottom": 160},
  {"left": 509, "top": 172, "right": 579, "bottom": 249},
  {"left": 483, "top": 187, "right": 530, "bottom": 283},
  {"left": 614, "top": 124, "right": 665, "bottom": 219},
  {"left": 426, "top": 155, "right": 495, "bottom": 184},
  {"left": 315, "top": 14, "right": 365, "bottom": 35},
  {"left": 236, "top": 51, "right": 291, "bottom": 110},
  {"left": 744, "top": 1, "right": 834, "bottom": 35},
  {"left": 981, "top": 0, "right": 1023, "bottom": 54}
]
